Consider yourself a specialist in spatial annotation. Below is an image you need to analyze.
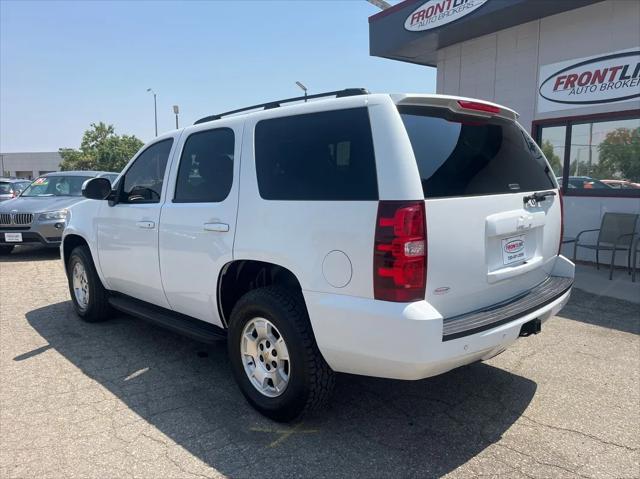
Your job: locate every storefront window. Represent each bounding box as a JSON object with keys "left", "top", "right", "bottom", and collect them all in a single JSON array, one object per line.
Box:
[
  {"left": 569, "top": 118, "right": 640, "bottom": 190},
  {"left": 535, "top": 113, "right": 640, "bottom": 196},
  {"left": 538, "top": 125, "right": 565, "bottom": 179}
]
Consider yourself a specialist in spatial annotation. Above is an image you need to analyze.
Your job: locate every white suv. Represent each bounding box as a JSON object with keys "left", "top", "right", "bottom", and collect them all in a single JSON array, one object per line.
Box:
[{"left": 63, "top": 89, "right": 574, "bottom": 421}]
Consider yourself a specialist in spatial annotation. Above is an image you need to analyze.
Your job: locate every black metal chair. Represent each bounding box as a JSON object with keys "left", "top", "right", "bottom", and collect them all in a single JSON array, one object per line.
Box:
[
  {"left": 632, "top": 236, "right": 640, "bottom": 283},
  {"left": 573, "top": 212, "right": 639, "bottom": 280}
]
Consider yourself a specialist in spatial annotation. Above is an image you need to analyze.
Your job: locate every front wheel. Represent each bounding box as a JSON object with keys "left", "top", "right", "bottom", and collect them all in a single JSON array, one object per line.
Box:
[
  {"left": 66, "top": 245, "right": 112, "bottom": 322},
  {"left": 227, "top": 286, "right": 335, "bottom": 422}
]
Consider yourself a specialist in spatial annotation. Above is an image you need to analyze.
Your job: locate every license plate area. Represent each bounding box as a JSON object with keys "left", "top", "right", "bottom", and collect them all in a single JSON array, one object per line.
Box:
[
  {"left": 4, "top": 232, "right": 22, "bottom": 242},
  {"left": 501, "top": 234, "right": 526, "bottom": 266}
]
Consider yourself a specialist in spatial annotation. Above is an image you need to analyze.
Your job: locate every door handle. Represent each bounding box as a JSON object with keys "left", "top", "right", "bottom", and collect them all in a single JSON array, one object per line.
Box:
[
  {"left": 136, "top": 221, "right": 155, "bottom": 229},
  {"left": 203, "top": 222, "right": 229, "bottom": 232}
]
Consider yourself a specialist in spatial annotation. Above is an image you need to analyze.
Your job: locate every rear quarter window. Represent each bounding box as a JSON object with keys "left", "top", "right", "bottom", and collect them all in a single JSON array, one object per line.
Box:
[
  {"left": 254, "top": 107, "right": 378, "bottom": 200},
  {"left": 399, "top": 106, "right": 556, "bottom": 198}
]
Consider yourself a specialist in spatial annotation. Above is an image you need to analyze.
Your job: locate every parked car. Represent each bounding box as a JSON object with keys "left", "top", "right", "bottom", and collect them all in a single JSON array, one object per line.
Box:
[
  {"left": 566, "top": 176, "right": 612, "bottom": 189},
  {"left": 0, "top": 171, "right": 118, "bottom": 255},
  {"left": 600, "top": 179, "right": 640, "bottom": 189},
  {"left": 0, "top": 177, "right": 32, "bottom": 202},
  {"left": 62, "top": 90, "right": 574, "bottom": 421}
]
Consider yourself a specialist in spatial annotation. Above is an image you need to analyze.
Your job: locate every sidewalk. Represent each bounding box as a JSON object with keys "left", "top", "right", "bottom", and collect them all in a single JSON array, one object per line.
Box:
[{"left": 572, "top": 263, "right": 640, "bottom": 304}]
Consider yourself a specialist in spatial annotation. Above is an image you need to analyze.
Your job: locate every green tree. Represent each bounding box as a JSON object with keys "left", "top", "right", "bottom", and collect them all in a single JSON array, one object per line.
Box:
[
  {"left": 59, "top": 122, "right": 143, "bottom": 173},
  {"left": 598, "top": 127, "right": 640, "bottom": 182},
  {"left": 541, "top": 140, "right": 563, "bottom": 175}
]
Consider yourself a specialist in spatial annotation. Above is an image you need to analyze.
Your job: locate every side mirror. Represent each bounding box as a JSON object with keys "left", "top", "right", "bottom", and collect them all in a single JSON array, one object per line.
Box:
[{"left": 82, "top": 177, "right": 112, "bottom": 200}]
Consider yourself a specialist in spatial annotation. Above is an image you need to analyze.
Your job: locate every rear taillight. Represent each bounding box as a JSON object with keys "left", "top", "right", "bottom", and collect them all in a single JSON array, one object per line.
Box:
[
  {"left": 457, "top": 100, "right": 501, "bottom": 115},
  {"left": 374, "top": 201, "right": 426, "bottom": 302},
  {"left": 557, "top": 190, "right": 564, "bottom": 256}
]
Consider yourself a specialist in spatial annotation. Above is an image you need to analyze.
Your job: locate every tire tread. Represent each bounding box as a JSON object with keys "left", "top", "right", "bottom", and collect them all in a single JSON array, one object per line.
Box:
[{"left": 230, "top": 285, "right": 334, "bottom": 420}]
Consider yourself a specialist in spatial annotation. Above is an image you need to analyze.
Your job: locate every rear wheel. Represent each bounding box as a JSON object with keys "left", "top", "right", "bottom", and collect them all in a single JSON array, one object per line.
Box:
[
  {"left": 67, "top": 245, "right": 112, "bottom": 322},
  {"left": 227, "top": 286, "right": 334, "bottom": 422},
  {"left": 0, "top": 245, "right": 14, "bottom": 255}
]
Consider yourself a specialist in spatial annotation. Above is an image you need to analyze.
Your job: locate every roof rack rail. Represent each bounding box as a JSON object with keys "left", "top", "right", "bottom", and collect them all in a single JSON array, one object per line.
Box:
[{"left": 194, "top": 88, "right": 369, "bottom": 125}]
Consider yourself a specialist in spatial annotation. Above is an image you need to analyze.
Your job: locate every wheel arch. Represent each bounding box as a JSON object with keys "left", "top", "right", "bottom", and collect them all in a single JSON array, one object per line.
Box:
[
  {"left": 62, "top": 234, "right": 91, "bottom": 269},
  {"left": 217, "top": 259, "right": 304, "bottom": 328}
]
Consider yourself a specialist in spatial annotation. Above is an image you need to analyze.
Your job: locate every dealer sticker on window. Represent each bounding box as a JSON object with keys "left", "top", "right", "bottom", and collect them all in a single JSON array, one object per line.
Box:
[{"left": 502, "top": 235, "right": 526, "bottom": 266}]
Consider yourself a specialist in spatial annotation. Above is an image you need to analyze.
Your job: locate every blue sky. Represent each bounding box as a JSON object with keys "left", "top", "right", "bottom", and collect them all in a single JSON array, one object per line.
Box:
[{"left": 0, "top": 0, "right": 436, "bottom": 152}]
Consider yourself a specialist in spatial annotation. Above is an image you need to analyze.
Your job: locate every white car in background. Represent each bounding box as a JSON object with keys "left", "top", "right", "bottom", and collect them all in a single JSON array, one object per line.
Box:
[{"left": 61, "top": 89, "right": 574, "bottom": 421}]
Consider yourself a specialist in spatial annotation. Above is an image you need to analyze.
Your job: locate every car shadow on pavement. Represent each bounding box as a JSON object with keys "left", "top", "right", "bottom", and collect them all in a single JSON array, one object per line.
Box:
[
  {"left": 559, "top": 288, "right": 640, "bottom": 335},
  {"left": 0, "top": 246, "right": 60, "bottom": 263},
  {"left": 25, "top": 301, "right": 537, "bottom": 479}
]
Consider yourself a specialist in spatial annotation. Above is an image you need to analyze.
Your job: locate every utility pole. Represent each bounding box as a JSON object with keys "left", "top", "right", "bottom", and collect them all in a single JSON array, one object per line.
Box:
[
  {"left": 147, "top": 88, "right": 158, "bottom": 136},
  {"left": 173, "top": 105, "right": 180, "bottom": 129}
]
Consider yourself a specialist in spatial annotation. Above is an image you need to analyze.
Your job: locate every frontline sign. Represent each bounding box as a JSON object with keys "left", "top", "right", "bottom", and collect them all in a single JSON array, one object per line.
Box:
[
  {"left": 537, "top": 49, "right": 640, "bottom": 113},
  {"left": 405, "top": 0, "right": 489, "bottom": 32}
]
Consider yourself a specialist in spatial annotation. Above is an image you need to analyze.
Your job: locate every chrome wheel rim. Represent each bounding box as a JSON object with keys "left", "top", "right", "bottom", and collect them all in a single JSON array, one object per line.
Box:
[
  {"left": 240, "top": 317, "right": 290, "bottom": 398},
  {"left": 72, "top": 261, "right": 90, "bottom": 310}
]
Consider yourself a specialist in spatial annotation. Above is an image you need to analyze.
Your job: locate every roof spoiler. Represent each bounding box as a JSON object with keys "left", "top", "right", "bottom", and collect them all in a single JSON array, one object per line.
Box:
[{"left": 392, "top": 94, "right": 519, "bottom": 121}]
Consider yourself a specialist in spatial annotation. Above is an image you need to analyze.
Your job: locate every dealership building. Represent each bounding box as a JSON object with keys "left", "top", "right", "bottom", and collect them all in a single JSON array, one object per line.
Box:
[
  {"left": 369, "top": 0, "right": 639, "bottom": 264},
  {"left": 0, "top": 152, "right": 61, "bottom": 180}
]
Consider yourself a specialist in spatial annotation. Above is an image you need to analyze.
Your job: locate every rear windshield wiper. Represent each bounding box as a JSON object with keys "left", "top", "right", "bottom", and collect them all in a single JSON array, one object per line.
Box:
[{"left": 523, "top": 190, "right": 556, "bottom": 205}]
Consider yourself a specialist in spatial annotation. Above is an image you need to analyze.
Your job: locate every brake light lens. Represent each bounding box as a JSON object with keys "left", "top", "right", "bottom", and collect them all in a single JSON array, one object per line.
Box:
[
  {"left": 558, "top": 189, "right": 564, "bottom": 256},
  {"left": 457, "top": 100, "right": 501, "bottom": 115},
  {"left": 374, "top": 201, "right": 427, "bottom": 302}
]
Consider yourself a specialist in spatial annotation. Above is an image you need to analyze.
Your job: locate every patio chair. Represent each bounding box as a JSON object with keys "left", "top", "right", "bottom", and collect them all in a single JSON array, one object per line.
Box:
[
  {"left": 632, "top": 236, "right": 640, "bottom": 283},
  {"left": 573, "top": 212, "right": 639, "bottom": 280}
]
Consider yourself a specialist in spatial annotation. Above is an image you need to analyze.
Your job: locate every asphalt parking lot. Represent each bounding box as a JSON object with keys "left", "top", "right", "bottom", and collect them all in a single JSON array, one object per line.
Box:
[{"left": 1, "top": 247, "right": 639, "bottom": 479}]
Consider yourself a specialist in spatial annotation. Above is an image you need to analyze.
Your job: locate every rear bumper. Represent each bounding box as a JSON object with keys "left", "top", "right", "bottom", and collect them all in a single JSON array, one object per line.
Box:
[{"left": 304, "top": 255, "right": 574, "bottom": 381}]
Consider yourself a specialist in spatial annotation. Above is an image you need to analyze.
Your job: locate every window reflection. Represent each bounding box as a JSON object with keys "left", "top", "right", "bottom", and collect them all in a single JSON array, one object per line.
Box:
[{"left": 569, "top": 118, "right": 640, "bottom": 190}]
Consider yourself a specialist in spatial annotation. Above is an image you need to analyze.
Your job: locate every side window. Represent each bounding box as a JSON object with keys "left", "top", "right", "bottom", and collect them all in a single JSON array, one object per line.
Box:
[
  {"left": 255, "top": 108, "right": 378, "bottom": 200},
  {"left": 121, "top": 139, "right": 173, "bottom": 203},
  {"left": 174, "top": 128, "right": 235, "bottom": 203}
]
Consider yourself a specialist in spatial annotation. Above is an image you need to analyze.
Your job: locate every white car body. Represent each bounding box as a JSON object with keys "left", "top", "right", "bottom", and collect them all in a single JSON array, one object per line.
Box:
[{"left": 63, "top": 92, "right": 574, "bottom": 382}]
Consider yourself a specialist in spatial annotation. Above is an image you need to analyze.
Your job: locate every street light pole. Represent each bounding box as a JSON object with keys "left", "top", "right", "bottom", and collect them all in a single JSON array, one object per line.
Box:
[
  {"left": 173, "top": 105, "right": 180, "bottom": 129},
  {"left": 147, "top": 88, "right": 158, "bottom": 136},
  {"left": 295, "top": 81, "right": 308, "bottom": 102}
]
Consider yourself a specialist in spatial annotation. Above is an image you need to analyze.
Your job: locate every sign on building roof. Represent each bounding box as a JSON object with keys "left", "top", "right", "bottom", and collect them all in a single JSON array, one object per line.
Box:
[
  {"left": 537, "top": 48, "right": 640, "bottom": 113},
  {"left": 404, "top": 0, "right": 489, "bottom": 32}
]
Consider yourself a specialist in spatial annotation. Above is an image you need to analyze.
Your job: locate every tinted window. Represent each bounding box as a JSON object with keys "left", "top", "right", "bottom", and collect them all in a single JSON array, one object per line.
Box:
[
  {"left": 175, "top": 128, "right": 234, "bottom": 203},
  {"left": 0, "top": 182, "right": 11, "bottom": 194},
  {"left": 122, "top": 139, "right": 173, "bottom": 203},
  {"left": 399, "top": 106, "right": 555, "bottom": 198},
  {"left": 255, "top": 108, "right": 378, "bottom": 200}
]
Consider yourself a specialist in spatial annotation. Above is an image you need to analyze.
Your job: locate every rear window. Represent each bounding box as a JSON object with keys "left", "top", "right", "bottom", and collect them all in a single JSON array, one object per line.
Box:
[
  {"left": 399, "top": 106, "right": 556, "bottom": 198},
  {"left": 255, "top": 108, "right": 378, "bottom": 200}
]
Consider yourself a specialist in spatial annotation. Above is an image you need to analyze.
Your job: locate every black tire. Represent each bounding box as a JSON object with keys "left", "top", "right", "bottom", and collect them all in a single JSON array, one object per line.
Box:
[
  {"left": 66, "top": 245, "right": 112, "bottom": 322},
  {"left": 0, "top": 245, "right": 14, "bottom": 255},
  {"left": 227, "top": 286, "right": 335, "bottom": 422}
]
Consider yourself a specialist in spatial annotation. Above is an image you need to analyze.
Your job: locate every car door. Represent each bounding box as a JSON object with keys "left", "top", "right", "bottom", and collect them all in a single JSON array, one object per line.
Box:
[
  {"left": 96, "top": 136, "right": 177, "bottom": 308},
  {"left": 159, "top": 123, "right": 241, "bottom": 326}
]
